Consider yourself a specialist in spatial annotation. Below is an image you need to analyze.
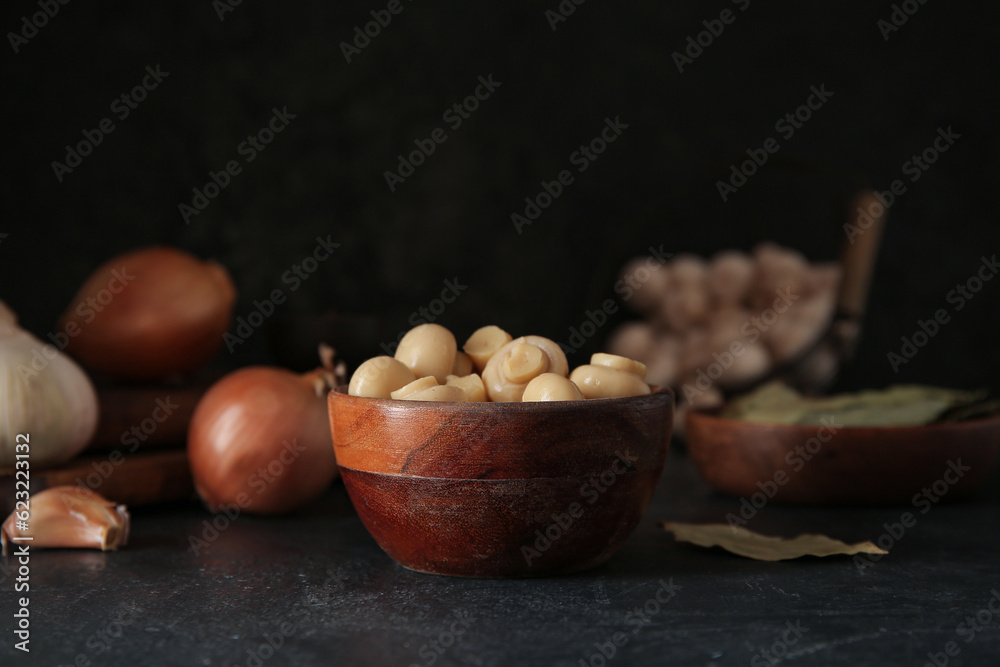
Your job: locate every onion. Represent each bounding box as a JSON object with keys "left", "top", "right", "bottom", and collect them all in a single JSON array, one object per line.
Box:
[
  {"left": 187, "top": 353, "right": 342, "bottom": 515},
  {"left": 60, "top": 246, "right": 236, "bottom": 381}
]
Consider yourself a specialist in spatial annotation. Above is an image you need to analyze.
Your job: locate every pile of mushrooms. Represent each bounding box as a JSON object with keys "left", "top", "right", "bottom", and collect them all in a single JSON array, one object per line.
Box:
[{"left": 606, "top": 243, "right": 841, "bottom": 420}]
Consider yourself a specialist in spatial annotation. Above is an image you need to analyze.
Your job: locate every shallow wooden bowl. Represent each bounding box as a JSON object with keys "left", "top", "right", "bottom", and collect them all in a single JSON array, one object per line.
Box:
[
  {"left": 328, "top": 387, "right": 673, "bottom": 577},
  {"left": 686, "top": 410, "right": 1000, "bottom": 505}
]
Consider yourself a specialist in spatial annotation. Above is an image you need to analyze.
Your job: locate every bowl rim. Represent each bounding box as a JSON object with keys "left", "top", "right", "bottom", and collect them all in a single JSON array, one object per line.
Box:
[
  {"left": 329, "top": 385, "right": 674, "bottom": 411},
  {"left": 686, "top": 407, "right": 1000, "bottom": 434}
]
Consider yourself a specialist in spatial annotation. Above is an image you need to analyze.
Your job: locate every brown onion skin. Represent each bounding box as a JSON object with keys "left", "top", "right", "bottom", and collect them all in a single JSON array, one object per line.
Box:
[
  {"left": 59, "top": 246, "right": 236, "bottom": 381},
  {"left": 187, "top": 366, "right": 339, "bottom": 515}
]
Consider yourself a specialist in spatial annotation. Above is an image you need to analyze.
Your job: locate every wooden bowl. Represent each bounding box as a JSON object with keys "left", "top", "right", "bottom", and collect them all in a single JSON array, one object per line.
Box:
[
  {"left": 328, "top": 388, "right": 673, "bottom": 577},
  {"left": 686, "top": 410, "right": 1000, "bottom": 505}
]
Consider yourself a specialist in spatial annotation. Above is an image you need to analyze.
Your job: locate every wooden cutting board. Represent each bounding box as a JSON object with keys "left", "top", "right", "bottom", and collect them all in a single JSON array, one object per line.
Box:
[
  {"left": 0, "top": 450, "right": 195, "bottom": 516},
  {"left": 88, "top": 384, "right": 207, "bottom": 451}
]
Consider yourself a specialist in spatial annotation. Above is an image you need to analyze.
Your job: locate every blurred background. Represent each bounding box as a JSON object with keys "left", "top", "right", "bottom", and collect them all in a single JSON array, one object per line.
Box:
[{"left": 2, "top": 0, "right": 998, "bottom": 393}]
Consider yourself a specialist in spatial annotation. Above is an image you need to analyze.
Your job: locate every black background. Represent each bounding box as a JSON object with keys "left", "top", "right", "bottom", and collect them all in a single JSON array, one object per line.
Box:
[{"left": 2, "top": 0, "right": 998, "bottom": 393}]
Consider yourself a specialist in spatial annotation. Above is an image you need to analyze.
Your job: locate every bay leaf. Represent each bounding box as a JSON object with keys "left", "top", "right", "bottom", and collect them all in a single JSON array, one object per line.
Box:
[
  {"left": 660, "top": 521, "right": 887, "bottom": 562},
  {"left": 722, "top": 382, "right": 987, "bottom": 426}
]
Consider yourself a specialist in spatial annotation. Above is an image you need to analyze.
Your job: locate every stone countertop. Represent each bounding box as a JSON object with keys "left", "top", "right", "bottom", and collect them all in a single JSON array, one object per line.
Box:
[{"left": 4, "top": 450, "right": 998, "bottom": 667}]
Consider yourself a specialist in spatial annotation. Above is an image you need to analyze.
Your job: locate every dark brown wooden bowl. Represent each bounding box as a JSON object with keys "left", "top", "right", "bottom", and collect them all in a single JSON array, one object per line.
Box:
[
  {"left": 686, "top": 410, "right": 1000, "bottom": 505},
  {"left": 328, "top": 387, "right": 673, "bottom": 577}
]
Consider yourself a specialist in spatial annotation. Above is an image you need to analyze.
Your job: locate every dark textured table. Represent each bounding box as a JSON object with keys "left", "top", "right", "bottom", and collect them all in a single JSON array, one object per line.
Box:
[{"left": 4, "top": 449, "right": 999, "bottom": 667}]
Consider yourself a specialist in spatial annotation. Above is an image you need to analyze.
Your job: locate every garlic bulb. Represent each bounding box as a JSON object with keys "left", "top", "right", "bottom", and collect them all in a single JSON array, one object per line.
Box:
[{"left": 1, "top": 300, "right": 99, "bottom": 467}]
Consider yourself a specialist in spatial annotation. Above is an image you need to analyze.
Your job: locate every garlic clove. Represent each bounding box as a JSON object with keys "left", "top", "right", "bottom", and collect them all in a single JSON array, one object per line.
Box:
[{"left": 1, "top": 486, "right": 130, "bottom": 555}]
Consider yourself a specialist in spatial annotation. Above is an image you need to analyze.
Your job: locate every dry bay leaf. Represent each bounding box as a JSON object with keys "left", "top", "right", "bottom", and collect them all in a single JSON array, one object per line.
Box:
[
  {"left": 722, "top": 382, "right": 987, "bottom": 426},
  {"left": 660, "top": 521, "right": 887, "bottom": 561}
]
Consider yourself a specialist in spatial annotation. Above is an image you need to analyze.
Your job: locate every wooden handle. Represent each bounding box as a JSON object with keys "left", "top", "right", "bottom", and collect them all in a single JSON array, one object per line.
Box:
[{"left": 837, "top": 190, "right": 887, "bottom": 322}]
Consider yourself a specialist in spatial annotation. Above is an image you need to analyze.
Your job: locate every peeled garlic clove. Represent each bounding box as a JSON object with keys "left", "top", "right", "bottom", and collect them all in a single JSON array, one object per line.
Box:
[
  {"left": 1, "top": 486, "right": 130, "bottom": 555},
  {"left": 394, "top": 324, "right": 457, "bottom": 384},
  {"left": 0, "top": 300, "right": 99, "bottom": 468},
  {"left": 348, "top": 356, "right": 415, "bottom": 398},
  {"left": 463, "top": 325, "right": 513, "bottom": 373},
  {"left": 391, "top": 376, "right": 439, "bottom": 400},
  {"left": 522, "top": 373, "right": 585, "bottom": 402},
  {"left": 401, "top": 384, "right": 467, "bottom": 402},
  {"left": 569, "top": 364, "right": 651, "bottom": 399},
  {"left": 446, "top": 373, "right": 487, "bottom": 402}
]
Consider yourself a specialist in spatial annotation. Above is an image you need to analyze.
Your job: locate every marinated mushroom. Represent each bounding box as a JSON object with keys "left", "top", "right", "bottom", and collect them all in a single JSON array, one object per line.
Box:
[
  {"left": 452, "top": 351, "right": 475, "bottom": 376},
  {"left": 394, "top": 323, "right": 457, "bottom": 383},
  {"left": 521, "top": 373, "right": 585, "bottom": 402},
  {"left": 391, "top": 376, "right": 439, "bottom": 400},
  {"left": 590, "top": 352, "right": 648, "bottom": 379},
  {"left": 445, "top": 373, "right": 487, "bottom": 402},
  {"left": 569, "top": 363, "right": 651, "bottom": 399},
  {"left": 481, "top": 335, "right": 569, "bottom": 402},
  {"left": 348, "top": 356, "right": 416, "bottom": 398},
  {"left": 402, "top": 384, "right": 468, "bottom": 402},
  {"left": 463, "top": 325, "right": 513, "bottom": 372}
]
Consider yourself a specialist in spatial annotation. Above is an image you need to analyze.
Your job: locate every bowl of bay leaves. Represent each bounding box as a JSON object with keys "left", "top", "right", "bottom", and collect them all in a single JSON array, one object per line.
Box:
[{"left": 686, "top": 383, "right": 1000, "bottom": 505}]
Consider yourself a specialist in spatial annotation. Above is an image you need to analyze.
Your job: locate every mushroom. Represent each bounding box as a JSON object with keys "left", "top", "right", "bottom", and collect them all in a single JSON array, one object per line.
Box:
[
  {"left": 481, "top": 335, "right": 568, "bottom": 402},
  {"left": 394, "top": 323, "right": 457, "bottom": 383},
  {"left": 606, "top": 321, "right": 658, "bottom": 363},
  {"left": 390, "top": 376, "right": 439, "bottom": 400},
  {"left": 445, "top": 373, "right": 488, "bottom": 402},
  {"left": 569, "top": 355, "right": 651, "bottom": 399},
  {"left": 707, "top": 250, "right": 755, "bottom": 306},
  {"left": 401, "top": 385, "right": 468, "bottom": 402},
  {"left": 463, "top": 325, "right": 513, "bottom": 373},
  {"left": 348, "top": 356, "right": 417, "bottom": 398},
  {"left": 521, "top": 373, "right": 586, "bottom": 402}
]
